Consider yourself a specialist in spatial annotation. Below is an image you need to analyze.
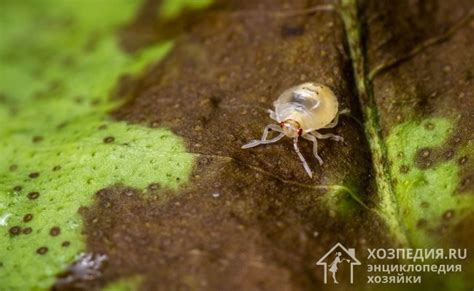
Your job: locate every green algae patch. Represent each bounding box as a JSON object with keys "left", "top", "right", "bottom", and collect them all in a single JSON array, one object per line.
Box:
[
  {"left": 102, "top": 276, "right": 143, "bottom": 291},
  {"left": 386, "top": 118, "right": 474, "bottom": 246},
  {"left": 159, "top": 0, "right": 214, "bottom": 19},
  {"left": 0, "top": 0, "right": 194, "bottom": 290}
]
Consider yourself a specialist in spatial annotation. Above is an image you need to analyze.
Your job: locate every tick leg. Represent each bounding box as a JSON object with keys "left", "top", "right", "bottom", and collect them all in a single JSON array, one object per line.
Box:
[
  {"left": 242, "top": 124, "right": 284, "bottom": 149},
  {"left": 311, "top": 131, "right": 344, "bottom": 142},
  {"left": 302, "top": 134, "right": 324, "bottom": 166},
  {"left": 268, "top": 109, "right": 278, "bottom": 121},
  {"left": 323, "top": 108, "right": 350, "bottom": 129},
  {"left": 293, "top": 137, "right": 313, "bottom": 178}
]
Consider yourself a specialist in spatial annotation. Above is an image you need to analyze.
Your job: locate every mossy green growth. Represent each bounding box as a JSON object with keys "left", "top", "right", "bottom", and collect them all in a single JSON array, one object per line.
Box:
[
  {"left": 386, "top": 118, "right": 474, "bottom": 247},
  {"left": 102, "top": 276, "right": 143, "bottom": 291},
  {"left": 0, "top": 0, "right": 204, "bottom": 290},
  {"left": 159, "top": 0, "right": 213, "bottom": 19}
]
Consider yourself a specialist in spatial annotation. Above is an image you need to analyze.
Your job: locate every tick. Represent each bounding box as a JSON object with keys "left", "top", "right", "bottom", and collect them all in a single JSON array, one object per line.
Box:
[{"left": 242, "top": 82, "right": 348, "bottom": 177}]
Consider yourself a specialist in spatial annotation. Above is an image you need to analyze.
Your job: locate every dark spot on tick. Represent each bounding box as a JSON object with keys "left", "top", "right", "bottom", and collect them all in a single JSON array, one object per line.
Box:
[
  {"left": 23, "top": 227, "right": 32, "bottom": 235},
  {"left": 103, "top": 136, "right": 115, "bottom": 143},
  {"left": 9, "top": 226, "right": 21, "bottom": 236},
  {"left": 50, "top": 227, "right": 61, "bottom": 236},
  {"left": 28, "top": 192, "right": 40, "bottom": 200},
  {"left": 36, "top": 247, "right": 48, "bottom": 255},
  {"left": 23, "top": 214, "right": 33, "bottom": 222},
  {"left": 29, "top": 172, "right": 40, "bottom": 178}
]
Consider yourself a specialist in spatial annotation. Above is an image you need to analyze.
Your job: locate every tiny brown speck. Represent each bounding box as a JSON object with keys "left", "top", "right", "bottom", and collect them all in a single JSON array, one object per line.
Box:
[
  {"left": 29, "top": 172, "right": 40, "bottom": 179},
  {"left": 103, "top": 136, "right": 115, "bottom": 143},
  {"left": 9, "top": 226, "right": 21, "bottom": 236},
  {"left": 424, "top": 122, "right": 434, "bottom": 130},
  {"left": 22, "top": 227, "right": 32, "bottom": 234},
  {"left": 416, "top": 219, "right": 427, "bottom": 228},
  {"left": 23, "top": 214, "right": 33, "bottom": 222},
  {"left": 49, "top": 227, "right": 61, "bottom": 236},
  {"left": 13, "top": 185, "right": 22, "bottom": 192},
  {"left": 148, "top": 183, "right": 160, "bottom": 191},
  {"left": 443, "top": 210, "right": 454, "bottom": 220},
  {"left": 124, "top": 189, "right": 134, "bottom": 196},
  {"left": 32, "top": 136, "right": 43, "bottom": 143},
  {"left": 52, "top": 165, "right": 61, "bottom": 171},
  {"left": 36, "top": 247, "right": 48, "bottom": 255},
  {"left": 445, "top": 150, "right": 453, "bottom": 159},
  {"left": 420, "top": 201, "right": 430, "bottom": 208},
  {"left": 27, "top": 192, "right": 40, "bottom": 200},
  {"left": 62, "top": 241, "right": 70, "bottom": 247},
  {"left": 399, "top": 165, "right": 409, "bottom": 173}
]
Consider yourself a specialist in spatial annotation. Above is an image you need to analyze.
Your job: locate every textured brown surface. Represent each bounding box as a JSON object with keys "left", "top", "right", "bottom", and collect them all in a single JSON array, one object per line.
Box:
[
  {"left": 64, "top": 0, "right": 394, "bottom": 290},
  {"left": 57, "top": 0, "right": 474, "bottom": 289}
]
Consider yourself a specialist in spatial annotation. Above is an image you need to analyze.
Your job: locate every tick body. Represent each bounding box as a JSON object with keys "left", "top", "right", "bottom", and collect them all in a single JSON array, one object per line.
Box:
[{"left": 242, "top": 82, "right": 348, "bottom": 178}]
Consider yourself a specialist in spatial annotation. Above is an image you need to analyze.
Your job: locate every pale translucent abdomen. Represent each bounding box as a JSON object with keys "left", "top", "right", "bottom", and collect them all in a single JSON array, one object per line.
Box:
[{"left": 273, "top": 82, "right": 339, "bottom": 131}]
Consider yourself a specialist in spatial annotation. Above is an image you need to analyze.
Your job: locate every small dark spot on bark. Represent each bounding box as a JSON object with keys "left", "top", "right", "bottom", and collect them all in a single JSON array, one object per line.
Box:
[
  {"left": 36, "top": 247, "right": 49, "bottom": 255},
  {"left": 27, "top": 192, "right": 40, "bottom": 200},
  {"left": 23, "top": 214, "right": 33, "bottom": 222},
  {"left": 50, "top": 227, "right": 61, "bottom": 237},
  {"left": 9, "top": 226, "right": 21, "bottom": 236},
  {"left": 103, "top": 136, "right": 115, "bottom": 143},
  {"left": 29, "top": 172, "right": 40, "bottom": 179},
  {"left": 23, "top": 227, "right": 32, "bottom": 234}
]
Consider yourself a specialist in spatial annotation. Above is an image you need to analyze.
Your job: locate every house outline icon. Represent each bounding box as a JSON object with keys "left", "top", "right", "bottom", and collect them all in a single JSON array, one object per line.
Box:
[{"left": 316, "top": 242, "right": 361, "bottom": 284}]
